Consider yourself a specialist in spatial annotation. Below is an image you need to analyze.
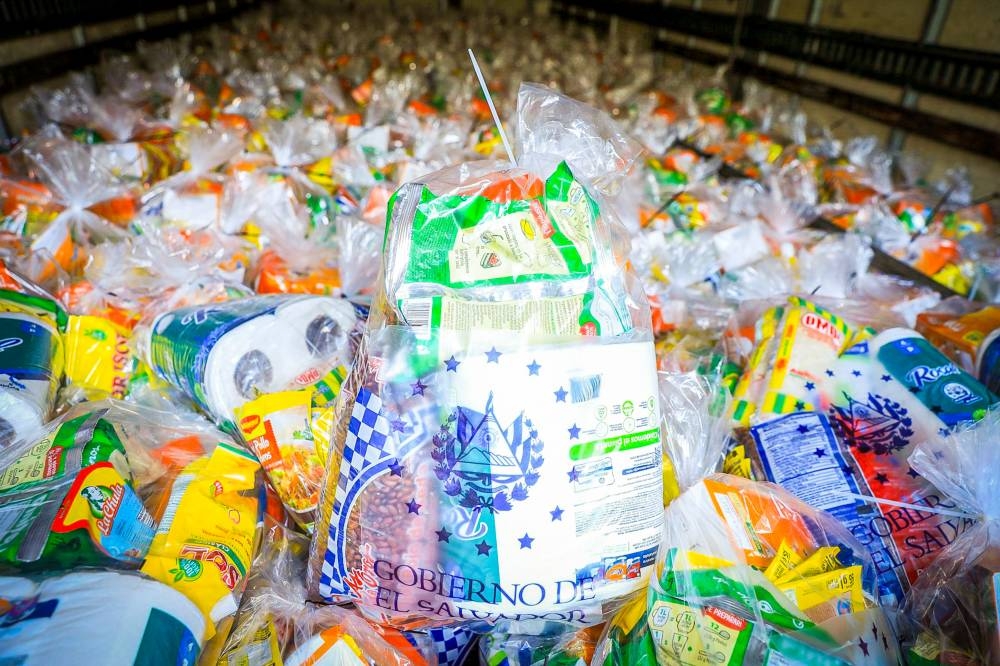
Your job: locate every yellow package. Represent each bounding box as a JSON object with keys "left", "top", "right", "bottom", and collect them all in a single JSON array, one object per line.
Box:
[
  {"left": 63, "top": 315, "right": 133, "bottom": 399},
  {"left": 141, "top": 441, "right": 262, "bottom": 640},
  {"left": 236, "top": 391, "right": 327, "bottom": 526},
  {"left": 218, "top": 616, "right": 283, "bottom": 666},
  {"left": 759, "top": 301, "right": 853, "bottom": 417},
  {"left": 777, "top": 565, "right": 865, "bottom": 614},
  {"left": 722, "top": 441, "right": 753, "bottom": 479},
  {"left": 731, "top": 305, "right": 783, "bottom": 425},
  {"left": 763, "top": 539, "right": 804, "bottom": 583},
  {"left": 776, "top": 545, "right": 842, "bottom": 584},
  {"left": 676, "top": 550, "right": 734, "bottom": 570}
]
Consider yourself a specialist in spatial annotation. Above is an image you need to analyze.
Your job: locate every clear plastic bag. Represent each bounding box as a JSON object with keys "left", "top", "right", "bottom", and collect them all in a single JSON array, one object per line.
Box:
[
  {"left": 902, "top": 409, "right": 1000, "bottom": 666},
  {"left": 138, "top": 294, "right": 358, "bottom": 431},
  {"left": 0, "top": 400, "right": 264, "bottom": 644},
  {"left": 220, "top": 520, "right": 436, "bottom": 666},
  {"left": 651, "top": 472, "right": 901, "bottom": 664},
  {"left": 308, "top": 84, "right": 663, "bottom": 633}
]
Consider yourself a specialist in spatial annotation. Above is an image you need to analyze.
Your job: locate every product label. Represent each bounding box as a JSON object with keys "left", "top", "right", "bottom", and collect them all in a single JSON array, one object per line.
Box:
[
  {"left": 647, "top": 599, "right": 752, "bottom": 665},
  {"left": 140, "top": 442, "right": 261, "bottom": 640},
  {"left": 878, "top": 334, "right": 998, "bottom": 426},
  {"left": 393, "top": 162, "right": 595, "bottom": 293},
  {"left": 50, "top": 462, "right": 156, "bottom": 564},
  {"left": 236, "top": 390, "right": 324, "bottom": 517},
  {"left": 318, "top": 340, "right": 662, "bottom": 625},
  {"left": 64, "top": 315, "right": 133, "bottom": 399}
]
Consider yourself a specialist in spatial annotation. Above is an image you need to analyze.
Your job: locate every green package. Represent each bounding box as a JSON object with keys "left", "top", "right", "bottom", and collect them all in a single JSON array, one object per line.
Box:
[
  {"left": 648, "top": 551, "right": 849, "bottom": 665},
  {"left": 0, "top": 410, "right": 156, "bottom": 571}
]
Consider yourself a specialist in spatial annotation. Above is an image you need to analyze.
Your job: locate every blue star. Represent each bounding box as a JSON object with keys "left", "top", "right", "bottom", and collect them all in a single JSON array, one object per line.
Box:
[
  {"left": 527, "top": 360, "right": 541, "bottom": 376},
  {"left": 411, "top": 379, "right": 428, "bottom": 396},
  {"left": 554, "top": 387, "right": 568, "bottom": 402},
  {"left": 568, "top": 424, "right": 581, "bottom": 439},
  {"left": 406, "top": 499, "right": 421, "bottom": 515},
  {"left": 435, "top": 527, "right": 451, "bottom": 542},
  {"left": 794, "top": 401, "right": 806, "bottom": 411},
  {"left": 391, "top": 418, "right": 407, "bottom": 433},
  {"left": 881, "top": 374, "right": 892, "bottom": 382},
  {"left": 476, "top": 540, "right": 493, "bottom": 556},
  {"left": 907, "top": 466, "right": 921, "bottom": 479},
  {"left": 486, "top": 347, "right": 502, "bottom": 363},
  {"left": 874, "top": 472, "right": 889, "bottom": 485},
  {"left": 550, "top": 506, "right": 564, "bottom": 521},
  {"left": 804, "top": 382, "right": 816, "bottom": 391},
  {"left": 797, "top": 424, "right": 810, "bottom": 434},
  {"left": 814, "top": 448, "right": 825, "bottom": 458},
  {"left": 388, "top": 460, "right": 404, "bottom": 476},
  {"left": 518, "top": 533, "right": 534, "bottom": 549},
  {"left": 933, "top": 449, "right": 946, "bottom": 460},
  {"left": 568, "top": 467, "right": 580, "bottom": 482},
  {"left": 444, "top": 355, "right": 460, "bottom": 372},
  {"left": 852, "top": 370, "right": 862, "bottom": 377},
  {"left": 825, "top": 369, "right": 835, "bottom": 377}
]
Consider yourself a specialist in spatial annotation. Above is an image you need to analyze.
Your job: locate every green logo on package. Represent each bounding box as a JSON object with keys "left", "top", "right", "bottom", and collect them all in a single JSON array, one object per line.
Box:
[{"left": 170, "top": 558, "right": 203, "bottom": 582}]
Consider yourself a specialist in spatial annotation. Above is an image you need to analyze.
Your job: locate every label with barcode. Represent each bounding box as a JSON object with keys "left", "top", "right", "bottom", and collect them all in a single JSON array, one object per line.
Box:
[{"left": 400, "top": 298, "right": 433, "bottom": 340}]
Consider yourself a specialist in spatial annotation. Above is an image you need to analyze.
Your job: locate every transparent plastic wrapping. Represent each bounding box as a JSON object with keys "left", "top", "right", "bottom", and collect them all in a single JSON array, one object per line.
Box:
[
  {"left": 0, "top": 400, "right": 264, "bottom": 644},
  {"left": 478, "top": 624, "right": 605, "bottom": 666},
  {"left": 219, "top": 520, "right": 437, "bottom": 666},
  {"left": 138, "top": 294, "right": 359, "bottom": 431},
  {"left": 902, "top": 409, "right": 1000, "bottom": 666},
  {"left": 651, "top": 472, "right": 900, "bottom": 664},
  {"left": 726, "top": 297, "right": 998, "bottom": 608},
  {"left": 0, "top": 284, "right": 65, "bottom": 448},
  {"left": 308, "top": 84, "right": 663, "bottom": 633}
]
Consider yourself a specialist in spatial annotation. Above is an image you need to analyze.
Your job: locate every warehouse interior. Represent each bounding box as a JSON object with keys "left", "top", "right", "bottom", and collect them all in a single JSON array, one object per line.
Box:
[{"left": 1, "top": 1, "right": 1000, "bottom": 665}]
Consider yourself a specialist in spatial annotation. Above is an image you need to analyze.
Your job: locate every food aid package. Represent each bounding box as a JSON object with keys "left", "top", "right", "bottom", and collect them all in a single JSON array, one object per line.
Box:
[
  {"left": 0, "top": 570, "right": 205, "bottom": 666},
  {"left": 0, "top": 401, "right": 264, "bottom": 644},
  {"left": 902, "top": 410, "right": 1000, "bottom": 666},
  {"left": 643, "top": 370, "right": 901, "bottom": 664},
  {"left": 142, "top": 294, "right": 358, "bottom": 429},
  {"left": 726, "top": 299, "right": 999, "bottom": 608},
  {"left": 308, "top": 84, "right": 663, "bottom": 631},
  {"left": 592, "top": 594, "right": 658, "bottom": 666},
  {"left": 652, "top": 473, "right": 901, "bottom": 665}
]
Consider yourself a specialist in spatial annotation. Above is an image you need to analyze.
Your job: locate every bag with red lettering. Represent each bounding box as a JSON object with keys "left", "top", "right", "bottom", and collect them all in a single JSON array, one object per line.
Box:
[
  {"left": 902, "top": 409, "right": 1000, "bottom": 666},
  {"left": 307, "top": 83, "right": 664, "bottom": 632}
]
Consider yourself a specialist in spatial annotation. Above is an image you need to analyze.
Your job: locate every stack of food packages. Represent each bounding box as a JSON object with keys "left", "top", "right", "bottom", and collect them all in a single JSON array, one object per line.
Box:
[{"left": 0, "top": 4, "right": 998, "bottom": 665}]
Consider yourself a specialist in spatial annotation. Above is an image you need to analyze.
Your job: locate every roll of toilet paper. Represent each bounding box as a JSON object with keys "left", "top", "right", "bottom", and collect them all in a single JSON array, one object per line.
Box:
[
  {"left": 147, "top": 295, "right": 356, "bottom": 427},
  {"left": 0, "top": 311, "right": 62, "bottom": 447},
  {"left": 0, "top": 570, "right": 205, "bottom": 666}
]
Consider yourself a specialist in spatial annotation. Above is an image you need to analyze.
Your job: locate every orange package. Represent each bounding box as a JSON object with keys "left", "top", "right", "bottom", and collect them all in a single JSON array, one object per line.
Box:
[
  {"left": 255, "top": 250, "right": 341, "bottom": 296},
  {"left": 701, "top": 475, "right": 816, "bottom": 569},
  {"left": 917, "top": 305, "right": 1000, "bottom": 373}
]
